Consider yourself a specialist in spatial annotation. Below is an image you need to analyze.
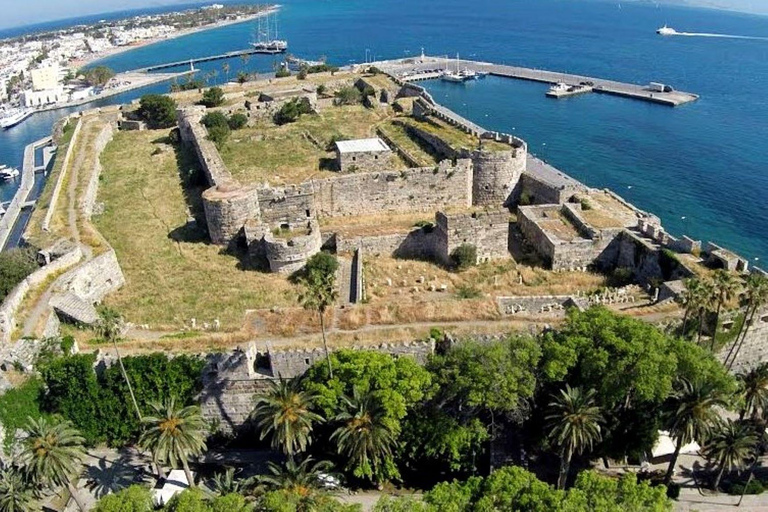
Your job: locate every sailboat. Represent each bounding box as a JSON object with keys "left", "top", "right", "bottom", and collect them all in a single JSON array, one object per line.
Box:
[
  {"left": 251, "top": 8, "right": 288, "bottom": 54},
  {"left": 440, "top": 54, "right": 478, "bottom": 83}
]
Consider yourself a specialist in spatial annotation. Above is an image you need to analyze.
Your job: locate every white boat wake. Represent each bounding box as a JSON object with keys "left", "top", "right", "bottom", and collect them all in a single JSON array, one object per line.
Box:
[{"left": 671, "top": 31, "right": 768, "bottom": 41}]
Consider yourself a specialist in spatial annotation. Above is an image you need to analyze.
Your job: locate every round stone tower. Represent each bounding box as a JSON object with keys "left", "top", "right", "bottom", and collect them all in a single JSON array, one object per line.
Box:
[
  {"left": 470, "top": 137, "right": 527, "bottom": 207},
  {"left": 263, "top": 220, "right": 322, "bottom": 274},
  {"left": 202, "top": 183, "right": 261, "bottom": 245}
]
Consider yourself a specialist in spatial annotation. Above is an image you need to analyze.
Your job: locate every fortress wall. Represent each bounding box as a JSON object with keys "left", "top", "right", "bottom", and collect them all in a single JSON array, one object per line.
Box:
[
  {"left": 471, "top": 149, "right": 526, "bottom": 207},
  {"left": 520, "top": 174, "right": 571, "bottom": 205},
  {"left": 202, "top": 185, "right": 261, "bottom": 245},
  {"left": 550, "top": 232, "right": 621, "bottom": 271},
  {"left": 0, "top": 246, "right": 82, "bottom": 343},
  {"left": 55, "top": 250, "right": 125, "bottom": 304},
  {"left": 518, "top": 207, "right": 557, "bottom": 267},
  {"left": 721, "top": 306, "right": 768, "bottom": 374},
  {"left": 263, "top": 220, "right": 322, "bottom": 274},
  {"left": 313, "top": 159, "right": 472, "bottom": 217},
  {"left": 336, "top": 229, "right": 437, "bottom": 260},
  {"left": 435, "top": 210, "right": 511, "bottom": 266},
  {"left": 178, "top": 107, "right": 235, "bottom": 188},
  {"left": 80, "top": 122, "right": 115, "bottom": 220},
  {"left": 257, "top": 184, "right": 315, "bottom": 227},
  {"left": 403, "top": 122, "right": 459, "bottom": 160}
]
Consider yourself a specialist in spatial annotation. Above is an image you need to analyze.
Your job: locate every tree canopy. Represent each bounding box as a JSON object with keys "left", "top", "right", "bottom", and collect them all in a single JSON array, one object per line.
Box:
[{"left": 138, "top": 94, "right": 178, "bottom": 129}]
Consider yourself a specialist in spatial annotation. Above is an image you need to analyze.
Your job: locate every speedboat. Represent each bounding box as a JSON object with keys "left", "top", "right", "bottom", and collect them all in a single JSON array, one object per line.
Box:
[
  {"left": 0, "top": 165, "right": 20, "bottom": 180},
  {"left": 656, "top": 25, "right": 677, "bottom": 36}
]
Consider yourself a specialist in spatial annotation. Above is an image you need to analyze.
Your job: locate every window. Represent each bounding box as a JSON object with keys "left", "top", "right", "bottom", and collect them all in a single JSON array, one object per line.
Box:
[
  {"left": 352, "top": 156, "right": 357, "bottom": 161},
  {"left": 304, "top": 358, "right": 311, "bottom": 365},
  {"left": 306, "top": 209, "right": 311, "bottom": 218}
]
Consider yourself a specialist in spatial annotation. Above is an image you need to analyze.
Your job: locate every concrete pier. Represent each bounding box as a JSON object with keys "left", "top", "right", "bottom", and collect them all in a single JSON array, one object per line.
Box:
[
  {"left": 381, "top": 56, "right": 699, "bottom": 107},
  {"left": 138, "top": 48, "right": 271, "bottom": 73},
  {"left": 0, "top": 137, "right": 52, "bottom": 251}
]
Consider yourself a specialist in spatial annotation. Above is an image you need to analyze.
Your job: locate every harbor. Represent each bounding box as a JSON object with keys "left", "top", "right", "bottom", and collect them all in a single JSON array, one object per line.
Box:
[
  {"left": 380, "top": 55, "right": 700, "bottom": 106},
  {"left": 138, "top": 48, "right": 280, "bottom": 73}
]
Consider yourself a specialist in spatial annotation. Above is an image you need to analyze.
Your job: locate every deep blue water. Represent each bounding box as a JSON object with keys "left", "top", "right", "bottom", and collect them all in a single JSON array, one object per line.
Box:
[{"left": 1, "top": 0, "right": 767, "bottom": 262}]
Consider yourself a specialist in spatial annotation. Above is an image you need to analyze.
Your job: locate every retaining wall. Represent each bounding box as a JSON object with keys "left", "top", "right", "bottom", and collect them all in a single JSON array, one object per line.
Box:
[
  {"left": 79, "top": 123, "right": 115, "bottom": 219},
  {"left": 336, "top": 229, "right": 436, "bottom": 260},
  {"left": 43, "top": 120, "right": 82, "bottom": 232},
  {"left": 55, "top": 249, "right": 125, "bottom": 303}
]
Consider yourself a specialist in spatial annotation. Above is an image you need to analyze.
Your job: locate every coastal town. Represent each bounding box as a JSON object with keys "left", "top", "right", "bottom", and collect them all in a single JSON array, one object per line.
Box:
[
  {"left": 0, "top": 4, "right": 269, "bottom": 127},
  {"left": 0, "top": 2, "right": 767, "bottom": 512}
]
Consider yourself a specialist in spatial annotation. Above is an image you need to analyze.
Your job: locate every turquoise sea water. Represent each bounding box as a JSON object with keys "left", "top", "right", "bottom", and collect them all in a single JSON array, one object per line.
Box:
[{"left": 1, "top": 0, "right": 767, "bottom": 261}]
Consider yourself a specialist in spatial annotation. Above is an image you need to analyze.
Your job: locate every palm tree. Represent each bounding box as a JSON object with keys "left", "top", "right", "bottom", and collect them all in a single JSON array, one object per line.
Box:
[
  {"left": 139, "top": 398, "right": 207, "bottom": 487},
  {"left": 211, "top": 467, "right": 243, "bottom": 496},
  {"left": 331, "top": 388, "right": 397, "bottom": 485},
  {"left": 19, "top": 418, "right": 87, "bottom": 512},
  {"left": 96, "top": 307, "right": 141, "bottom": 422},
  {"left": 545, "top": 385, "right": 603, "bottom": 489},
  {"left": 298, "top": 252, "right": 339, "bottom": 378},
  {"left": 251, "top": 378, "right": 324, "bottom": 461},
  {"left": 710, "top": 270, "right": 741, "bottom": 350},
  {"left": 663, "top": 378, "right": 727, "bottom": 485},
  {"left": 737, "top": 363, "right": 768, "bottom": 421},
  {"left": 689, "top": 277, "right": 716, "bottom": 345},
  {"left": 703, "top": 419, "right": 757, "bottom": 490},
  {"left": 0, "top": 465, "right": 33, "bottom": 512},
  {"left": 726, "top": 274, "right": 768, "bottom": 370},
  {"left": 258, "top": 457, "right": 335, "bottom": 494}
]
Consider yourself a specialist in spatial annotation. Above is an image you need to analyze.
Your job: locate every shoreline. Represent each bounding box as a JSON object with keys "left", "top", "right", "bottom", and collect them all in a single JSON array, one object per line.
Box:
[{"left": 74, "top": 6, "right": 280, "bottom": 69}]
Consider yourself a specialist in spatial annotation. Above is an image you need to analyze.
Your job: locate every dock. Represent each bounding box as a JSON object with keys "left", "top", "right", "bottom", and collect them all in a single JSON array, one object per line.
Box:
[
  {"left": 380, "top": 56, "right": 699, "bottom": 107},
  {"left": 138, "top": 48, "right": 271, "bottom": 73}
]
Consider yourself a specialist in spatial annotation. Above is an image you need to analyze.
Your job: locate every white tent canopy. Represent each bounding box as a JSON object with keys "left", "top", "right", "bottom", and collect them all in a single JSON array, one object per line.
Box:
[{"left": 651, "top": 430, "right": 700, "bottom": 459}]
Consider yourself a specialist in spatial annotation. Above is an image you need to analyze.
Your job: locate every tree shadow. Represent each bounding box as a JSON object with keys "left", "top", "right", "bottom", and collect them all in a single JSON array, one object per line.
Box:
[
  {"left": 168, "top": 139, "right": 210, "bottom": 244},
  {"left": 84, "top": 453, "right": 148, "bottom": 499}
]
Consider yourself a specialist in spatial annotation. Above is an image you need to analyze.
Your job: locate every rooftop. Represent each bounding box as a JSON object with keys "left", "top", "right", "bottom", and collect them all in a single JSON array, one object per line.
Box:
[{"left": 335, "top": 137, "right": 391, "bottom": 154}]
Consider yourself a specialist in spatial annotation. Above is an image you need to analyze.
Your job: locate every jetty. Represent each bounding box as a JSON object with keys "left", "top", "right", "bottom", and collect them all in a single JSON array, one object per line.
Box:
[
  {"left": 138, "top": 48, "right": 267, "bottom": 73},
  {"left": 379, "top": 56, "right": 699, "bottom": 107},
  {"left": 0, "top": 137, "right": 54, "bottom": 251}
]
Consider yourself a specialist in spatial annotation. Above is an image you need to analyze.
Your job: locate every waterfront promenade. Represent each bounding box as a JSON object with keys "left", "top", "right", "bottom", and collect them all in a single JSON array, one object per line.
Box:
[{"left": 380, "top": 56, "right": 699, "bottom": 106}]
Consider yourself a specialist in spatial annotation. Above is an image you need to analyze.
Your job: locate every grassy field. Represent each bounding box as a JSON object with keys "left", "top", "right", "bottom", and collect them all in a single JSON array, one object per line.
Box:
[
  {"left": 95, "top": 129, "right": 298, "bottom": 330},
  {"left": 377, "top": 120, "right": 439, "bottom": 167},
  {"left": 398, "top": 116, "right": 511, "bottom": 153},
  {"left": 220, "top": 104, "right": 396, "bottom": 185}
]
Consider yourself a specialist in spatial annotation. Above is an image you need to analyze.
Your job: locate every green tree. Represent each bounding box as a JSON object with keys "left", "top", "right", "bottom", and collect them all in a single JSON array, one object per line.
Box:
[
  {"left": 258, "top": 457, "right": 334, "bottom": 493},
  {"left": 703, "top": 419, "right": 757, "bottom": 490},
  {"left": 227, "top": 113, "right": 248, "bottom": 130},
  {"left": 274, "top": 97, "right": 312, "bottom": 125},
  {"left": 259, "top": 489, "right": 358, "bottom": 512},
  {"left": 251, "top": 378, "right": 323, "bottom": 460},
  {"left": 692, "top": 277, "right": 716, "bottom": 345},
  {"left": 331, "top": 389, "right": 398, "bottom": 485},
  {"left": 200, "top": 87, "right": 225, "bottom": 108},
  {"left": 663, "top": 378, "right": 726, "bottom": 484},
  {"left": 726, "top": 274, "right": 768, "bottom": 370},
  {"left": 334, "top": 87, "right": 361, "bottom": 106},
  {"left": 222, "top": 63, "right": 230, "bottom": 83},
  {"left": 373, "top": 496, "right": 428, "bottom": 512},
  {"left": 96, "top": 307, "right": 142, "bottom": 424},
  {"left": 737, "top": 363, "right": 768, "bottom": 421},
  {"left": 201, "top": 111, "right": 229, "bottom": 129},
  {"left": 546, "top": 385, "right": 603, "bottom": 489},
  {"left": 82, "top": 66, "right": 115, "bottom": 87},
  {"left": 0, "top": 465, "right": 33, "bottom": 512},
  {"left": 0, "top": 247, "right": 38, "bottom": 301},
  {"left": 298, "top": 252, "right": 339, "bottom": 377},
  {"left": 20, "top": 418, "right": 87, "bottom": 511},
  {"left": 569, "top": 471, "right": 672, "bottom": 512},
  {"left": 138, "top": 94, "right": 178, "bottom": 129},
  {"left": 710, "top": 269, "right": 741, "bottom": 350},
  {"left": 236, "top": 72, "right": 249, "bottom": 85},
  {"left": 139, "top": 398, "right": 206, "bottom": 487},
  {"left": 94, "top": 485, "right": 153, "bottom": 512}
]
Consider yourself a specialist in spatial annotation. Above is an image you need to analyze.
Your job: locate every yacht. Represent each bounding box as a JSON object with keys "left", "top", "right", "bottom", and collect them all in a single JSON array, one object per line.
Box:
[
  {"left": 440, "top": 54, "right": 478, "bottom": 83},
  {"left": 0, "top": 165, "right": 20, "bottom": 180},
  {"left": 0, "top": 108, "right": 33, "bottom": 130},
  {"left": 251, "top": 11, "right": 288, "bottom": 54},
  {"left": 656, "top": 25, "right": 677, "bottom": 36}
]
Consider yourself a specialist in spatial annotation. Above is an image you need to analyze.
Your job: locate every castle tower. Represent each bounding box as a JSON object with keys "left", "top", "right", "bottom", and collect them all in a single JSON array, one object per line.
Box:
[{"left": 470, "top": 136, "right": 527, "bottom": 207}]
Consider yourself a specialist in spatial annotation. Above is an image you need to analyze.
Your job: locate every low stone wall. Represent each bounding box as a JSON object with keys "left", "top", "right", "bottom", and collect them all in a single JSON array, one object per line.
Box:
[
  {"left": 0, "top": 245, "right": 82, "bottom": 343},
  {"left": 336, "top": 229, "right": 436, "bottom": 260},
  {"left": 42, "top": 120, "right": 83, "bottom": 232},
  {"left": 79, "top": 122, "right": 115, "bottom": 219},
  {"left": 178, "top": 107, "right": 236, "bottom": 188},
  {"left": 497, "top": 295, "right": 579, "bottom": 316},
  {"left": 55, "top": 250, "right": 125, "bottom": 303}
]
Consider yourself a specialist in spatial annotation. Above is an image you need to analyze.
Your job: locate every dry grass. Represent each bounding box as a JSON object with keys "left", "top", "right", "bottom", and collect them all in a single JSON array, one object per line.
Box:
[
  {"left": 320, "top": 212, "right": 434, "bottom": 239},
  {"left": 580, "top": 191, "right": 638, "bottom": 229},
  {"left": 539, "top": 215, "right": 583, "bottom": 242},
  {"left": 94, "top": 129, "right": 299, "bottom": 330},
  {"left": 377, "top": 120, "right": 439, "bottom": 167},
  {"left": 397, "top": 116, "right": 510, "bottom": 153},
  {"left": 220, "top": 104, "right": 394, "bottom": 185}
]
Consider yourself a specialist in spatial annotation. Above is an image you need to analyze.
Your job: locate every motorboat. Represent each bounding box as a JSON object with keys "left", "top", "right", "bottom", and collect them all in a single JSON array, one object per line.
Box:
[
  {"left": 657, "top": 25, "right": 677, "bottom": 36},
  {"left": 0, "top": 165, "right": 20, "bottom": 180}
]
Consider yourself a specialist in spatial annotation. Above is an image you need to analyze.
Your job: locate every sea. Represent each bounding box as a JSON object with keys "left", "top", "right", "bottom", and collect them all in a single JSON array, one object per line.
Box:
[{"left": 1, "top": 0, "right": 767, "bottom": 261}]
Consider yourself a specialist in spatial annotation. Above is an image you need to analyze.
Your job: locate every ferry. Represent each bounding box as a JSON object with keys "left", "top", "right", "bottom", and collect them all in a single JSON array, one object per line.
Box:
[
  {"left": 0, "top": 165, "right": 20, "bottom": 180},
  {"left": 0, "top": 108, "right": 33, "bottom": 130},
  {"left": 656, "top": 25, "right": 677, "bottom": 36}
]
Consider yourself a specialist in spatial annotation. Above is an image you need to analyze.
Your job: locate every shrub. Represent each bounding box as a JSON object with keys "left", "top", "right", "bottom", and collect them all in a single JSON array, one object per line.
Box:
[
  {"left": 519, "top": 192, "right": 532, "bottom": 206},
  {"left": 138, "top": 94, "right": 178, "bottom": 129},
  {"left": 227, "top": 113, "right": 248, "bottom": 130},
  {"left": 361, "top": 85, "right": 376, "bottom": 98},
  {"left": 608, "top": 266, "right": 634, "bottom": 287},
  {"left": 580, "top": 198, "right": 592, "bottom": 210},
  {"left": 450, "top": 244, "right": 477, "bottom": 271},
  {"left": 413, "top": 220, "right": 434, "bottom": 233},
  {"left": 316, "top": 84, "right": 327, "bottom": 95},
  {"left": 334, "top": 86, "right": 362, "bottom": 105},
  {"left": 275, "top": 67, "right": 291, "bottom": 78},
  {"left": 168, "top": 127, "right": 181, "bottom": 145},
  {"left": 207, "top": 124, "right": 230, "bottom": 149},
  {"left": 297, "top": 67, "right": 308, "bottom": 80},
  {"left": 201, "top": 111, "right": 229, "bottom": 130},
  {"left": 236, "top": 71, "right": 249, "bottom": 84},
  {"left": 727, "top": 479, "right": 764, "bottom": 495},
  {"left": 429, "top": 327, "right": 443, "bottom": 340},
  {"left": 0, "top": 377, "right": 48, "bottom": 450},
  {"left": 200, "top": 87, "right": 225, "bottom": 108},
  {"left": 0, "top": 246, "right": 39, "bottom": 301},
  {"left": 455, "top": 284, "right": 482, "bottom": 299},
  {"left": 274, "top": 97, "right": 313, "bottom": 125},
  {"left": 94, "top": 485, "right": 153, "bottom": 512}
]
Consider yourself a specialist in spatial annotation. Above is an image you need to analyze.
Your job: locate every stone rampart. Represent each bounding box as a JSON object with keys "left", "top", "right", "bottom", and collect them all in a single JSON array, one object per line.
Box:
[
  {"left": 54, "top": 249, "right": 125, "bottom": 304},
  {"left": 42, "top": 120, "right": 83, "bottom": 233},
  {"left": 720, "top": 305, "right": 768, "bottom": 373},
  {"left": 435, "top": 209, "right": 511, "bottom": 266},
  {"left": 0, "top": 245, "right": 82, "bottom": 343},
  {"left": 257, "top": 183, "right": 315, "bottom": 227},
  {"left": 262, "top": 220, "right": 323, "bottom": 274},
  {"left": 313, "top": 159, "right": 472, "bottom": 217},
  {"left": 202, "top": 184, "right": 262, "bottom": 245},
  {"left": 336, "top": 228, "right": 437, "bottom": 260},
  {"left": 177, "top": 107, "right": 236, "bottom": 188},
  {"left": 80, "top": 122, "right": 115, "bottom": 219}
]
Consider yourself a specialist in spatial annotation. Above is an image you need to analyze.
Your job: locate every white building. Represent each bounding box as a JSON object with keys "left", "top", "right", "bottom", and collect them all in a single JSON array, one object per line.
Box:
[
  {"left": 30, "top": 65, "right": 60, "bottom": 91},
  {"left": 22, "top": 87, "right": 65, "bottom": 107}
]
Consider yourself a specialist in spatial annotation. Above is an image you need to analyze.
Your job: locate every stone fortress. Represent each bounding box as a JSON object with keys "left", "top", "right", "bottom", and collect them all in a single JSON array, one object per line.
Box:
[{"left": 177, "top": 71, "right": 706, "bottom": 287}]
